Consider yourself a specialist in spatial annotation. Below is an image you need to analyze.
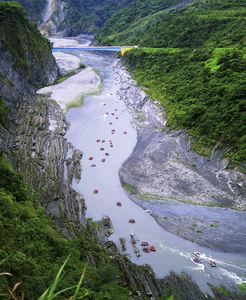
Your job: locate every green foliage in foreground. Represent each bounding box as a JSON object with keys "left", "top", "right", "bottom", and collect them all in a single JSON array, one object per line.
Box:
[
  {"left": 0, "top": 2, "right": 52, "bottom": 72},
  {"left": 0, "top": 155, "right": 129, "bottom": 299},
  {"left": 124, "top": 47, "right": 246, "bottom": 164}
]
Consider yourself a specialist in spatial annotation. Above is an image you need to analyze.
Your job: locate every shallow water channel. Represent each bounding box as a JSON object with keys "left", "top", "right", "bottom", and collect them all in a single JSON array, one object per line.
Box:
[{"left": 50, "top": 38, "right": 246, "bottom": 295}]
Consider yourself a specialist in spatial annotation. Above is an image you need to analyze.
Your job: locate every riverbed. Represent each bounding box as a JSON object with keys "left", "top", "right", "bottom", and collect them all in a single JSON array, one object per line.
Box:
[{"left": 42, "top": 37, "right": 246, "bottom": 296}]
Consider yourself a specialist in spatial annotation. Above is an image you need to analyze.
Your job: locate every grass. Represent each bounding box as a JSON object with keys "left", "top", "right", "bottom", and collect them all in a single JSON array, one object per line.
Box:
[
  {"left": 65, "top": 85, "right": 102, "bottom": 111},
  {"left": 38, "top": 256, "right": 88, "bottom": 300},
  {"left": 137, "top": 192, "right": 162, "bottom": 201},
  {"left": 0, "top": 256, "right": 89, "bottom": 300},
  {"left": 129, "top": 189, "right": 241, "bottom": 210},
  {"left": 54, "top": 63, "right": 86, "bottom": 85},
  {"left": 213, "top": 286, "right": 230, "bottom": 296},
  {"left": 66, "top": 95, "right": 85, "bottom": 110},
  {"left": 122, "top": 182, "right": 137, "bottom": 194},
  {"left": 87, "top": 218, "right": 100, "bottom": 230},
  {"left": 239, "top": 283, "right": 246, "bottom": 292},
  {"left": 54, "top": 70, "right": 77, "bottom": 84},
  {"left": 0, "top": 2, "right": 52, "bottom": 73}
]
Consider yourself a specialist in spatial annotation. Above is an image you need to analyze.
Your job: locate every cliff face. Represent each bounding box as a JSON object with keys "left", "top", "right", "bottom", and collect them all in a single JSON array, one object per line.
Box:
[
  {"left": 0, "top": 2, "right": 84, "bottom": 234},
  {"left": 0, "top": 2, "right": 59, "bottom": 103}
]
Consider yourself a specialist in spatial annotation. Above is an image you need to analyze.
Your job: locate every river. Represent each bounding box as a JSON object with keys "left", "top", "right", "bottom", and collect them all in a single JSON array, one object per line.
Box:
[{"left": 41, "top": 37, "right": 246, "bottom": 296}]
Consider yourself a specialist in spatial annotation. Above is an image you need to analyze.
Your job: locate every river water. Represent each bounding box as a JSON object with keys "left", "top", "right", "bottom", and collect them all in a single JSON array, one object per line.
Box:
[{"left": 49, "top": 38, "right": 246, "bottom": 295}]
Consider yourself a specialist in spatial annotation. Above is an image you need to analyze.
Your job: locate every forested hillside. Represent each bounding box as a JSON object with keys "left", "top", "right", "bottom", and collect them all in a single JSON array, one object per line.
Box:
[
  {"left": 0, "top": 0, "right": 47, "bottom": 22},
  {"left": 58, "top": 0, "right": 134, "bottom": 35},
  {"left": 97, "top": 0, "right": 246, "bottom": 47},
  {"left": 97, "top": 0, "right": 246, "bottom": 164},
  {"left": 0, "top": 0, "right": 134, "bottom": 34}
]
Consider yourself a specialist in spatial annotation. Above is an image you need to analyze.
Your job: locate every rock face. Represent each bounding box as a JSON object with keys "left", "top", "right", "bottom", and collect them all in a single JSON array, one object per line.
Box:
[
  {"left": 0, "top": 42, "right": 59, "bottom": 103},
  {"left": 40, "top": 0, "right": 65, "bottom": 36}
]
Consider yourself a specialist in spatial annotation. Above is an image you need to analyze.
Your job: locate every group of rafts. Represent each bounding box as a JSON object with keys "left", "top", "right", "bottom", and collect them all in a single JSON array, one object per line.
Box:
[
  {"left": 119, "top": 233, "right": 156, "bottom": 258},
  {"left": 88, "top": 101, "right": 157, "bottom": 257},
  {"left": 88, "top": 104, "right": 128, "bottom": 172},
  {"left": 89, "top": 102, "right": 218, "bottom": 264},
  {"left": 193, "top": 252, "right": 217, "bottom": 267}
]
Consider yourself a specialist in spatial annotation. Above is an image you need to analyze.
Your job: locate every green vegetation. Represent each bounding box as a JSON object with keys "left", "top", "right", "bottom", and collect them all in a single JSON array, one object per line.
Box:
[
  {"left": 0, "top": 0, "right": 47, "bottom": 22},
  {"left": 37, "top": 257, "right": 88, "bottom": 299},
  {"left": 54, "top": 63, "right": 85, "bottom": 84},
  {"left": 213, "top": 286, "right": 230, "bottom": 297},
  {"left": 58, "top": 0, "right": 134, "bottom": 35},
  {"left": 124, "top": 47, "right": 246, "bottom": 163},
  {"left": 0, "top": 96, "right": 8, "bottom": 124},
  {"left": 239, "top": 283, "right": 246, "bottom": 292},
  {"left": 54, "top": 70, "right": 77, "bottom": 84},
  {"left": 97, "top": 0, "right": 246, "bottom": 47},
  {"left": 97, "top": 0, "right": 246, "bottom": 164},
  {"left": 0, "top": 154, "right": 129, "bottom": 299},
  {"left": 210, "top": 222, "right": 220, "bottom": 228},
  {"left": 161, "top": 295, "right": 175, "bottom": 300},
  {"left": 122, "top": 182, "right": 137, "bottom": 194},
  {"left": 0, "top": 2, "right": 52, "bottom": 72}
]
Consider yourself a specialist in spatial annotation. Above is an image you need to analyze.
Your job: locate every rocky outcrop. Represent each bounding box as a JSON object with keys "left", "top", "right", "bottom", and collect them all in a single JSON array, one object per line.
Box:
[
  {"left": 0, "top": 92, "right": 86, "bottom": 233},
  {"left": 0, "top": 41, "right": 58, "bottom": 103},
  {"left": 40, "top": 0, "right": 65, "bottom": 36}
]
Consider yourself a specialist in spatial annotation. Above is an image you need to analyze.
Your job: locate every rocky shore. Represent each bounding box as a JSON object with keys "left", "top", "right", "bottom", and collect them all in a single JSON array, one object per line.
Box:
[{"left": 116, "top": 61, "right": 246, "bottom": 253}]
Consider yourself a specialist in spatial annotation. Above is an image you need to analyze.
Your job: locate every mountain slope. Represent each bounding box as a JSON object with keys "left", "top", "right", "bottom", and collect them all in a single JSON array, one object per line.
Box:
[
  {"left": 58, "top": 0, "right": 134, "bottom": 35},
  {"left": 0, "top": 0, "right": 47, "bottom": 23},
  {"left": 97, "top": 0, "right": 246, "bottom": 47},
  {"left": 97, "top": 0, "right": 246, "bottom": 164},
  {"left": 0, "top": 0, "right": 135, "bottom": 36}
]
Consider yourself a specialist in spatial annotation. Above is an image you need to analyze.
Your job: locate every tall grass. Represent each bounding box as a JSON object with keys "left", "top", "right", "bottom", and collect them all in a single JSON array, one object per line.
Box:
[
  {"left": 38, "top": 255, "right": 88, "bottom": 300},
  {"left": 0, "top": 256, "right": 88, "bottom": 300}
]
